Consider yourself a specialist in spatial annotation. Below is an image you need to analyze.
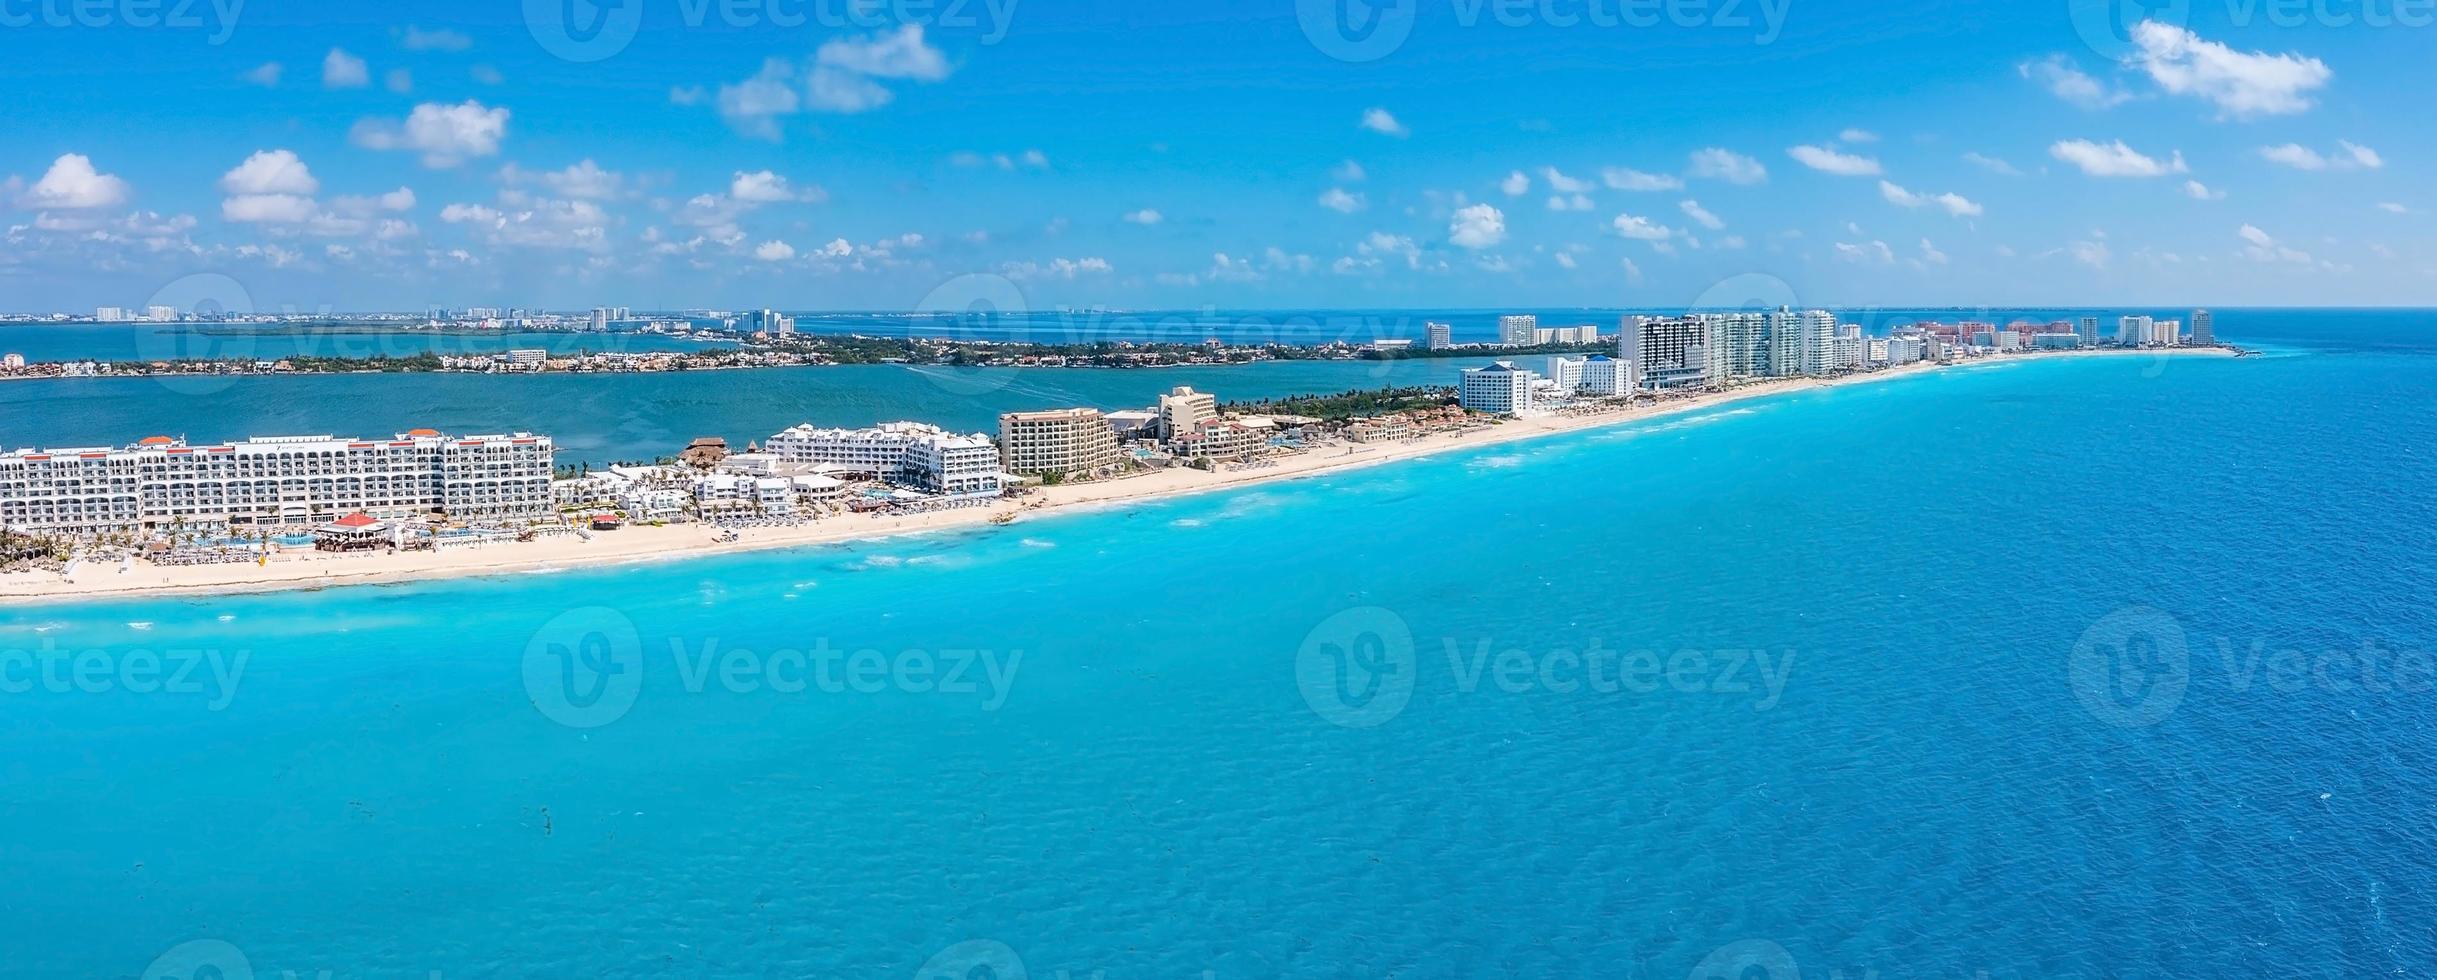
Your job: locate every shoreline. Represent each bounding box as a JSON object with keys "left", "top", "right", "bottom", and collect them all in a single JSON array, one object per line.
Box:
[{"left": 0, "top": 347, "right": 2232, "bottom": 607}]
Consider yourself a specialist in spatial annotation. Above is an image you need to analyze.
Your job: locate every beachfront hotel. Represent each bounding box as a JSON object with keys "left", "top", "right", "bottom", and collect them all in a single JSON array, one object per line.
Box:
[
  {"left": 764, "top": 421, "right": 1003, "bottom": 497},
  {"left": 0, "top": 430, "right": 556, "bottom": 535},
  {"left": 1459, "top": 361, "right": 1538, "bottom": 415},
  {"left": 998, "top": 408, "right": 1122, "bottom": 479}
]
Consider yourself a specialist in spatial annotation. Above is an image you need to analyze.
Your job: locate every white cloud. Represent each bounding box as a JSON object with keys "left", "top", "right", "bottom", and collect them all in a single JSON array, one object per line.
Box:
[
  {"left": 1546, "top": 194, "right": 1594, "bottom": 212},
  {"left": 1962, "top": 152, "right": 2023, "bottom": 176},
  {"left": 2128, "top": 20, "right": 2331, "bottom": 118},
  {"left": 1918, "top": 238, "right": 1949, "bottom": 265},
  {"left": 2048, "top": 139, "right": 2187, "bottom": 178},
  {"left": 1002, "top": 256, "right": 1113, "bottom": 280},
  {"left": 1333, "top": 160, "right": 1367, "bottom": 182},
  {"left": 241, "top": 62, "right": 281, "bottom": 87},
  {"left": 1602, "top": 167, "right": 1683, "bottom": 192},
  {"left": 1500, "top": 170, "right": 1530, "bottom": 196},
  {"left": 2378, "top": 202, "right": 2410, "bottom": 214},
  {"left": 1678, "top": 199, "right": 1725, "bottom": 230},
  {"left": 1787, "top": 144, "right": 1881, "bottom": 176},
  {"left": 1318, "top": 187, "right": 1366, "bottom": 213},
  {"left": 2068, "top": 240, "right": 2110, "bottom": 270},
  {"left": 1554, "top": 251, "right": 1578, "bottom": 269},
  {"left": 818, "top": 24, "right": 951, "bottom": 80},
  {"left": 220, "top": 149, "right": 319, "bottom": 196},
  {"left": 730, "top": 169, "right": 823, "bottom": 203},
  {"left": 1541, "top": 167, "right": 1593, "bottom": 193},
  {"left": 1620, "top": 257, "right": 1643, "bottom": 283},
  {"left": 1834, "top": 240, "right": 1895, "bottom": 264},
  {"left": 2183, "top": 179, "right": 2225, "bottom": 201},
  {"left": 400, "top": 26, "right": 473, "bottom": 51},
  {"left": 14, "top": 153, "right": 131, "bottom": 209},
  {"left": 385, "top": 68, "right": 413, "bottom": 94},
  {"left": 1448, "top": 203, "right": 1505, "bottom": 249},
  {"left": 502, "top": 159, "right": 624, "bottom": 200},
  {"left": 441, "top": 196, "right": 613, "bottom": 250},
  {"left": 1688, "top": 148, "right": 1766, "bottom": 184},
  {"left": 2258, "top": 141, "right": 2382, "bottom": 171},
  {"left": 350, "top": 100, "right": 510, "bottom": 167},
  {"left": 2019, "top": 55, "right": 2132, "bottom": 110},
  {"left": 323, "top": 48, "right": 369, "bottom": 88},
  {"left": 221, "top": 193, "right": 319, "bottom": 224},
  {"left": 1123, "top": 208, "right": 1162, "bottom": 225},
  {"left": 1839, "top": 128, "right": 1879, "bottom": 143},
  {"left": 2238, "top": 223, "right": 2312, "bottom": 264},
  {"left": 1878, "top": 181, "right": 1983, "bottom": 217},
  {"left": 1610, "top": 212, "right": 1675, "bottom": 241},
  {"left": 1360, "top": 108, "right": 1408, "bottom": 137},
  {"left": 753, "top": 240, "right": 797, "bottom": 262}
]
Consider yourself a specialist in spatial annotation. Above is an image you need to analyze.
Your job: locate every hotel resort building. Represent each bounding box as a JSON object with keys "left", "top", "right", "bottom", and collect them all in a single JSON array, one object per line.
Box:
[
  {"left": 1459, "top": 361, "right": 1538, "bottom": 416},
  {"left": 0, "top": 430, "right": 556, "bottom": 535},
  {"left": 764, "top": 421, "right": 1004, "bottom": 497},
  {"left": 998, "top": 408, "right": 1121, "bottom": 479}
]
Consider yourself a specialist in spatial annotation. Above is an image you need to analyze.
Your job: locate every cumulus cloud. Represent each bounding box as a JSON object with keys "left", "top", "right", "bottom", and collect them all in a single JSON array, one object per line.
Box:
[
  {"left": 13, "top": 153, "right": 131, "bottom": 209},
  {"left": 1688, "top": 148, "right": 1766, "bottom": 184},
  {"left": 754, "top": 240, "right": 797, "bottom": 262},
  {"left": 1602, "top": 167, "right": 1683, "bottom": 191},
  {"left": 220, "top": 149, "right": 319, "bottom": 196},
  {"left": 2019, "top": 55, "right": 2132, "bottom": 110},
  {"left": 1878, "top": 180, "right": 1983, "bottom": 217},
  {"left": 2049, "top": 139, "right": 2187, "bottom": 178},
  {"left": 2258, "top": 141, "right": 2382, "bottom": 171},
  {"left": 1499, "top": 171, "right": 1530, "bottom": 196},
  {"left": 1610, "top": 212, "right": 1675, "bottom": 241},
  {"left": 351, "top": 100, "right": 510, "bottom": 167},
  {"left": 1834, "top": 240, "right": 1896, "bottom": 264},
  {"left": 1448, "top": 203, "right": 1505, "bottom": 249},
  {"left": 1123, "top": 208, "right": 1162, "bottom": 224},
  {"left": 1002, "top": 256, "right": 1113, "bottom": 280},
  {"left": 241, "top": 62, "right": 281, "bottom": 87},
  {"left": 1360, "top": 107, "right": 1408, "bottom": 137},
  {"left": 702, "top": 26, "right": 952, "bottom": 138},
  {"left": 399, "top": 26, "right": 473, "bottom": 51},
  {"left": 1787, "top": 144, "right": 1881, "bottom": 176},
  {"left": 2127, "top": 20, "right": 2331, "bottom": 118},
  {"left": 323, "top": 47, "right": 369, "bottom": 88},
  {"left": 2238, "top": 223, "right": 2311, "bottom": 264},
  {"left": 1678, "top": 199, "right": 1725, "bottom": 230},
  {"left": 1962, "top": 152, "right": 2022, "bottom": 176},
  {"left": 1318, "top": 187, "right": 1365, "bottom": 213},
  {"left": 2184, "top": 180, "right": 2225, "bottom": 201},
  {"left": 730, "top": 169, "right": 824, "bottom": 203},
  {"left": 500, "top": 159, "right": 624, "bottom": 200}
]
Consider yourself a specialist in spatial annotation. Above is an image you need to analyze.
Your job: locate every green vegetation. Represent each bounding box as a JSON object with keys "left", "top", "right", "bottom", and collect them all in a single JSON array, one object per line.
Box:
[{"left": 1222, "top": 385, "right": 1456, "bottom": 422}]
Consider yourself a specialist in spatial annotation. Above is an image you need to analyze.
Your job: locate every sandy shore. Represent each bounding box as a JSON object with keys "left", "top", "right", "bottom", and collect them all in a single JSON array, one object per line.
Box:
[{"left": 1, "top": 347, "right": 2231, "bottom": 605}]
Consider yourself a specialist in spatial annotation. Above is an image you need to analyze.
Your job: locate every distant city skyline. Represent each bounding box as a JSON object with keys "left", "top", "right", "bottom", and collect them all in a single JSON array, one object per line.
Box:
[{"left": 4, "top": 0, "right": 2431, "bottom": 311}]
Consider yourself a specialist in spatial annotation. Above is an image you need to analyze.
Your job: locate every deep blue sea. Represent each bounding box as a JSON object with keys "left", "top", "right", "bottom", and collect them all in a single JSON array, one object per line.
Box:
[{"left": 6, "top": 310, "right": 2437, "bottom": 977}]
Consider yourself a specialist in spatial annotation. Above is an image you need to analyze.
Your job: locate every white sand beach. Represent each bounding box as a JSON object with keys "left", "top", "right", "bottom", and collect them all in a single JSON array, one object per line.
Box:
[{"left": 0, "top": 348, "right": 2231, "bottom": 605}]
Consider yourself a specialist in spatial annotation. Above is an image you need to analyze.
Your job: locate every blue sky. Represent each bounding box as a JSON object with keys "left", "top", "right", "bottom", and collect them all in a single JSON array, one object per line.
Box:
[{"left": 1, "top": 0, "right": 2429, "bottom": 311}]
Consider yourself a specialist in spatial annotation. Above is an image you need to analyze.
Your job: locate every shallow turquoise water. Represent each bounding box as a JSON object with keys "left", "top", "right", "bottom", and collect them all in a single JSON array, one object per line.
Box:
[{"left": 7, "top": 332, "right": 2437, "bottom": 977}]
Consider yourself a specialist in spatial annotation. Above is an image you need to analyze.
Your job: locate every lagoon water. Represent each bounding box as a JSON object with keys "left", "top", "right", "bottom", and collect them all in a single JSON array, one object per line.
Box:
[{"left": 8, "top": 312, "right": 2437, "bottom": 977}]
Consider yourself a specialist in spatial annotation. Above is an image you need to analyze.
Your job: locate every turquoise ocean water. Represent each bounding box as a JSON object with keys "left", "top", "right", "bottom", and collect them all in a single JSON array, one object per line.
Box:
[{"left": 7, "top": 311, "right": 2437, "bottom": 976}]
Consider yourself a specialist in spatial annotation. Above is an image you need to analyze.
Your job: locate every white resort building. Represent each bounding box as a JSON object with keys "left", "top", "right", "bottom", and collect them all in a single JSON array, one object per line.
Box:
[
  {"left": 0, "top": 430, "right": 556, "bottom": 535},
  {"left": 1459, "top": 361, "right": 1538, "bottom": 416},
  {"left": 764, "top": 421, "right": 1003, "bottom": 497}
]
